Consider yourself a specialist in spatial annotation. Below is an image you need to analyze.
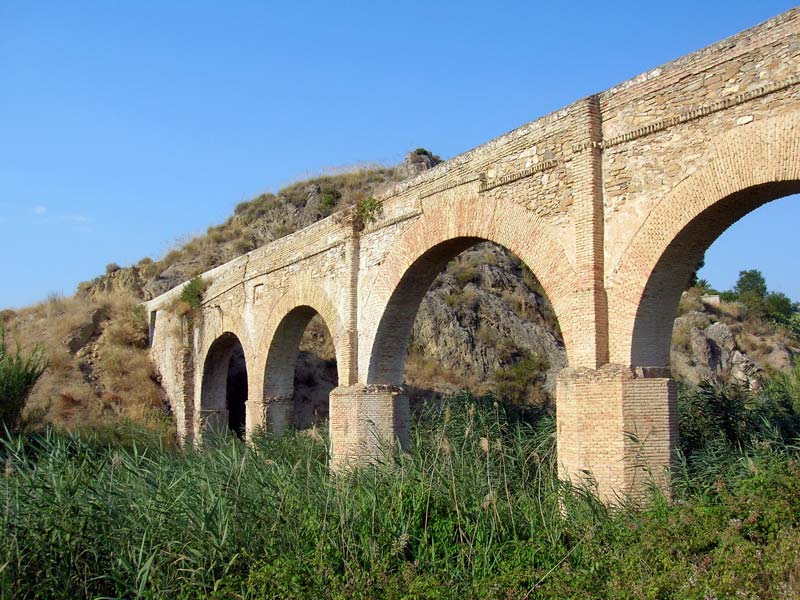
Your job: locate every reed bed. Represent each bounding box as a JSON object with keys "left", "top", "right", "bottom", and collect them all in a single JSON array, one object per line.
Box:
[{"left": 2, "top": 387, "right": 800, "bottom": 599}]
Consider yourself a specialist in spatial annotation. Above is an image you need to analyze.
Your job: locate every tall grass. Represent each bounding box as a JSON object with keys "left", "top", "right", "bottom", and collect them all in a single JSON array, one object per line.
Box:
[
  {"left": 0, "top": 328, "right": 46, "bottom": 432},
  {"left": 2, "top": 382, "right": 800, "bottom": 599}
]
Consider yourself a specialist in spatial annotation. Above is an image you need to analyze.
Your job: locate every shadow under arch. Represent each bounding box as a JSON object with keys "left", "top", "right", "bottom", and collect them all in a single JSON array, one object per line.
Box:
[
  {"left": 199, "top": 331, "right": 248, "bottom": 438},
  {"left": 259, "top": 282, "right": 348, "bottom": 433},
  {"left": 261, "top": 305, "right": 340, "bottom": 431}
]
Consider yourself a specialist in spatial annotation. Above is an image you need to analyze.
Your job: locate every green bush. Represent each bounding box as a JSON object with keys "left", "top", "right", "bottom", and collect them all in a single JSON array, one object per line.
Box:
[
  {"left": 492, "top": 352, "right": 549, "bottom": 406},
  {"left": 179, "top": 275, "right": 208, "bottom": 310},
  {"left": 355, "top": 196, "right": 380, "bottom": 226},
  {"left": 0, "top": 328, "right": 46, "bottom": 432},
  {"left": 320, "top": 190, "right": 340, "bottom": 212}
]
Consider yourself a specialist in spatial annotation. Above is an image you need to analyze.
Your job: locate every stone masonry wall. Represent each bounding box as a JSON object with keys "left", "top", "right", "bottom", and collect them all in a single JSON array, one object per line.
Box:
[{"left": 145, "top": 8, "right": 800, "bottom": 499}]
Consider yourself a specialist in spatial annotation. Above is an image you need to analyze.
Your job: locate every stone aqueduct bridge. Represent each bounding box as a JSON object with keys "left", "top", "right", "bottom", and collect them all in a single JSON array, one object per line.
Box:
[{"left": 146, "top": 9, "right": 800, "bottom": 501}]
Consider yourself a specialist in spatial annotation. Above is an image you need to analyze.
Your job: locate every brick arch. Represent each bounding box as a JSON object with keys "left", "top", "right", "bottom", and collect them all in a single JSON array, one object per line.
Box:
[
  {"left": 360, "top": 194, "right": 579, "bottom": 385},
  {"left": 256, "top": 281, "right": 346, "bottom": 404},
  {"left": 198, "top": 331, "right": 248, "bottom": 435},
  {"left": 608, "top": 113, "right": 800, "bottom": 367}
]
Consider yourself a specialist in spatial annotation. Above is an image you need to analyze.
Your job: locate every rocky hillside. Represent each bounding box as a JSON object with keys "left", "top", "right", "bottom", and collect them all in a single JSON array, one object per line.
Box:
[
  {"left": 671, "top": 288, "right": 799, "bottom": 389},
  {"left": 4, "top": 149, "right": 799, "bottom": 431}
]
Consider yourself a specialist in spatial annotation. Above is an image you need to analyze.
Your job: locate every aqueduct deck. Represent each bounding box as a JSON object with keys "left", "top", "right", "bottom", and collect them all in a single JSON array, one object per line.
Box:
[{"left": 146, "top": 9, "right": 800, "bottom": 501}]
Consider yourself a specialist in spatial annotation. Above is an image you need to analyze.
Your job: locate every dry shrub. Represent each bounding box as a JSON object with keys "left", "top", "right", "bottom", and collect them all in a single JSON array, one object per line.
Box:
[
  {"left": 50, "top": 387, "right": 92, "bottom": 424},
  {"left": 404, "top": 353, "right": 475, "bottom": 391},
  {"left": 679, "top": 288, "right": 703, "bottom": 314},
  {"left": 103, "top": 305, "right": 148, "bottom": 348},
  {"left": 47, "top": 347, "right": 74, "bottom": 376},
  {"left": 475, "top": 325, "right": 498, "bottom": 346},
  {"left": 719, "top": 300, "right": 745, "bottom": 321},
  {"left": 501, "top": 289, "right": 533, "bottom": 319},
  {"left": 672, "top": 320, "right": 694, "bottom": 353},
  {"left": 460, "top": 288, "right": 480, "bottom": 312},
  {"left": 44, "top": 293, "right": 68, "bottom": 319},
  {"left": 233, "top": 237, "right": 254, "bottom": 254},
  {"left": 99, "top": 343, "right": 163, "bottom": 413}
]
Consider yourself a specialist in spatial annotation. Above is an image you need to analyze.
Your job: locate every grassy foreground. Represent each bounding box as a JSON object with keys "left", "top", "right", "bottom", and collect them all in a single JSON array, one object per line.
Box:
[{"left": 2, "top": 381, "right": 800, "bottom": 599}]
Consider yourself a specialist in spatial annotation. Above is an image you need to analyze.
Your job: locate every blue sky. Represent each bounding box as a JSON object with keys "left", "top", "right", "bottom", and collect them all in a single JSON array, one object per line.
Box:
[{"left": 1, "top": 1, "right": 797, "bottom": 309}]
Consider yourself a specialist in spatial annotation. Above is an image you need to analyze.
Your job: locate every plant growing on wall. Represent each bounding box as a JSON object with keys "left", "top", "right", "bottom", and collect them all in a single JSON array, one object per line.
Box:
[
  {"left": 354, "top": 196, "right": 381, "bottom": 229},
  {"left": 170, "top": 275, "right": 209, "bottom": 323},
  {"left": 180, "top": 276, "right": 208, "bottom": 310}
]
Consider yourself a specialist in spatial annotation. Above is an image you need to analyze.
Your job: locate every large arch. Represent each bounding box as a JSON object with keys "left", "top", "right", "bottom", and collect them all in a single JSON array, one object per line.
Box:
[
  {"left": 360, "top": 195, "right": 578, "bottom": 385},
  {"left": 608, "top": 113, "right": 800, "bottom": 367},
  {"left": 254, "top": 282, "right": 345, "bottom": 433},
  {"left": 199, "top": 331, "right": 249, "bottom": 437}
]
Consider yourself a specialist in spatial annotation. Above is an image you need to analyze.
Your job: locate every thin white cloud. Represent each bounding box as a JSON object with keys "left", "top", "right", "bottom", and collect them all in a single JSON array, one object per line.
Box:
[
  {"left": 34, "top": 206, "right": 46, "bottom": 215},
  {"left": 64, "top": 214, "right": 90, "bottom": 224}
]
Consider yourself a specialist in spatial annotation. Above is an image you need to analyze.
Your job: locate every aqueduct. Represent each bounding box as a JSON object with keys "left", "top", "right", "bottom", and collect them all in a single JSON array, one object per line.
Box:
[{"left": 146, "top": 9, "right": 800, "bottom": 501}]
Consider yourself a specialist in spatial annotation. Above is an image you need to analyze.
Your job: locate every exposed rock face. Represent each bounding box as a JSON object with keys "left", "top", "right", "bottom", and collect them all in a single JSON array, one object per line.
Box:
[
  {"left": 671, "top": 307, "right": 797, "bottom": 389},
  {"left": 409, "top": 243, "right": 566, "bottom": 393},
  {"left": 394, "top": 149, "right": 442, "bottom": 180}
]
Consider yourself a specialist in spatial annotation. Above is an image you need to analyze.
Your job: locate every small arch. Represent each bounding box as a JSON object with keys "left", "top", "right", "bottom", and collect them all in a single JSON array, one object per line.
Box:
[
  {"left": 262, "top": 306, "right": 339, "bottom": 431},
  {"left": 200, "top": 332, "right": 248, "bottom": 437}
]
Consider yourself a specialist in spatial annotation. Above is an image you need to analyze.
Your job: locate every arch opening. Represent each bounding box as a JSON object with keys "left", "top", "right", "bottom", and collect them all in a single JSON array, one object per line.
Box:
[
  {"left": 263, "top": 306, "right": 338, "bottom": 431},
  {"left": 631, "top": 181, "right": 800, "bottom": 370},
  {"left": 200, "top": 332, "right": 248, "bottom": 438},
  {"left": 369, "top": 238, "right": 566, "bottom": 414}
]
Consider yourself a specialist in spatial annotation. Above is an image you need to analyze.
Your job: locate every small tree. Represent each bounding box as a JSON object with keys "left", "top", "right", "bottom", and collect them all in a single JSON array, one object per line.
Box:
[
  {"left": 0, "top": 328, "right": 47, "bottom": 433},
  {"left": 732, "top": 269, "right": 768, "bottom": 315},
  {"left": 734, "top": 269, "right": 767, "bottom": 298},
  {"left": 765, "top": 291, "right": 794, "bottom": 320}
]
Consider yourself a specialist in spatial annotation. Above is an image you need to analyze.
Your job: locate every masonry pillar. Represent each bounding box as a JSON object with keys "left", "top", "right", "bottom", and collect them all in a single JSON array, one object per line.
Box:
[
  {"left": 198, "top": 408, "right": 229, "bottom": 437},
  {"left": 566, "top": 95, "right": 608, "bottom": 368},
  {"left": 263, "top": 396, "right": 294, "bottom": 434},
  {"left": 176, "top": 325, "right": 196, "bottom": 444},
  {"left": 245, "top": 395, "right": 294, "bottom": 438},
  {"left": 329, "top": 384, "right": 409, "bottom": 469},
  {"left": 325, "top": 217, "right": 411, "bottom": 468},
  {"left": 556, "top": 365, "right": 677, "bottom": 502}
]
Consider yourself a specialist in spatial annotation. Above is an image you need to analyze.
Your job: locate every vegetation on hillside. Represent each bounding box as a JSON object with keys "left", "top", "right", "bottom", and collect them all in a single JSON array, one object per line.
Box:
[
  {"left": 3, "top": 367, "right": 800, "bottom": 598},
  {"left": 135, "top": 166, "right": 403, "bottom": 295},
  {"left": 0, "top": 329, "right": 46, "bottom": 432},
  {"left": 2, "top": 292, "right": 170, "bottom": 434},
  {"left": 700, "top": 268, "right": 800, "bottom": 336}
]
